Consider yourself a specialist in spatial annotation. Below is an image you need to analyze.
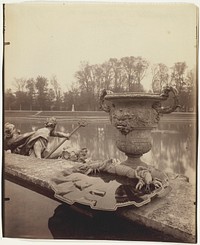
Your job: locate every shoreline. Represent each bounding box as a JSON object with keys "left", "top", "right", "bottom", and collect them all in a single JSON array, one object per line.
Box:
[{"left": 4, "top": 111, "right": 197, "bottom": 121}]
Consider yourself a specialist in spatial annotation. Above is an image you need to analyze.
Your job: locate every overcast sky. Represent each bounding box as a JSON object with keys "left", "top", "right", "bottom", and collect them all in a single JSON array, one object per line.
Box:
[{"left": 4, "top": 3, "right": 197, "bottom": 91}]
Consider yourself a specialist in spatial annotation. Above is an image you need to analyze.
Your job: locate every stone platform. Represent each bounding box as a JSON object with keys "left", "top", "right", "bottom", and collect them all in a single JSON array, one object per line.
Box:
[{"left": 3, "top": 152, "right": 196, "bottom": 242}]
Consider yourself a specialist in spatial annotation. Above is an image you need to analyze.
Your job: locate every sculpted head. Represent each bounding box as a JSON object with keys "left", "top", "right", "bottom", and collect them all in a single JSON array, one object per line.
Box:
[
  {"left": 44, "top": 117, "right": 57, "bottom": 129},
  {"left": 4, "top": 122, "right": 18, "bottom": 138}
]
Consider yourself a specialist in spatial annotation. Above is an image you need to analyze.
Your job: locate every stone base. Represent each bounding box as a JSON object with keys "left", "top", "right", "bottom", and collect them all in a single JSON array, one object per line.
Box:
[
  {"left": 4, "top": 152, "right": 196, "bottom": 242},
  {"left": 121, "top": 155, "right": 148, "bottom": 169}
]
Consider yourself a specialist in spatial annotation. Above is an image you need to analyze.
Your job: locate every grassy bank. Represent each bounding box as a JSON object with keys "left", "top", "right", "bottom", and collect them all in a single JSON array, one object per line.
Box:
[{"left": 4, "top": 110, "right": 196, "bottom": 122}]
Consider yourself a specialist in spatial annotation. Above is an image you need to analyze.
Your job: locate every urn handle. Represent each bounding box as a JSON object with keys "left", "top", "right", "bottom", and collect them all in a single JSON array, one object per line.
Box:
[
  {"left": 153, "top": 86, "right": 180, "bottom": 114},
  {"left": 99, "top": 89, "right": 112, "bottom": 113}
]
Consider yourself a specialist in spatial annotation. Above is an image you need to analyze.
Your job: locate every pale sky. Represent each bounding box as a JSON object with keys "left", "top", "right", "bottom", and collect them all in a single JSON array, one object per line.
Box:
[{"left": 4, "top": 3, "right": 198, "bottom": 91}]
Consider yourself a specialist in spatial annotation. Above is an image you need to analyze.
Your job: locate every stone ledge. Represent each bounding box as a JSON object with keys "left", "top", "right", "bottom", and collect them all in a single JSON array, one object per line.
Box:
[{"left": 3, "top": 152, "right": 196, "bottom": 243}]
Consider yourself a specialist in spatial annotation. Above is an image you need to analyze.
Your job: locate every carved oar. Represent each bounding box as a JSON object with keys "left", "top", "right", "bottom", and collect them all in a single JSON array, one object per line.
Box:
[{"left": 45, "top": 121, "right": 87, "bottom": 159}]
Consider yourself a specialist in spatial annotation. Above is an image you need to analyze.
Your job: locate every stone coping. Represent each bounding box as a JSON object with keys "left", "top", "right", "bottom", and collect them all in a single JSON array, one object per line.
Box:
[{"left": 3, "top": 152, "right": 196, "bottom": 242}]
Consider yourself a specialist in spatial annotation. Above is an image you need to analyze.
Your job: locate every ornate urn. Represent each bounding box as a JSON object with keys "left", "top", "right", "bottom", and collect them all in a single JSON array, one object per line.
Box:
[
  {"left": 50, "top": 87, "right": 179, "bottom": 211},
  {"left": 100, "top": 87, "right": 179, "bottom": 169}
]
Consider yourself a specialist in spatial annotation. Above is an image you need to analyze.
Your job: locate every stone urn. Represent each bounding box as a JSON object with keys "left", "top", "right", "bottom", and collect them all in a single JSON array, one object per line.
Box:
[{"left": 100, "top": 87, "right": 179, "bottom": 169}]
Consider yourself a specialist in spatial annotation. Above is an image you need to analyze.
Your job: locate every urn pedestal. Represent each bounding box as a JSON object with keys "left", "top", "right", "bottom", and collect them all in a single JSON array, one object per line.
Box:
[{"left": 100, "top": 87, "right": 179, "bottom": 169}]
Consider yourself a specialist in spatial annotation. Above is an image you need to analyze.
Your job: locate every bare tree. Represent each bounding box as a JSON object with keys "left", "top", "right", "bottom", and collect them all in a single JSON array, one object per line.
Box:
[
  {"left": 25, "top": 78, "right": 36, "bottom": 110},
  {"left": 35, "top": 76, "right": 49, "bottom": 110},
  {"left": 121, "top": 56, "right": 148, "bottom": 91},
  {"left": 151, "top": 63, "right": 169, "bottom": 93},
  {"left": 75, "top": 62, "right": 97, "bottom": 110},
  {"left": 75, "top": 62, "right": 93, "bottom": 93},
  {"left": 50, "top": 75, "right": 62, "bottom": 110},
  {"left": 170, "top": 62, "right": 187, "bottom": 93},
  {"left": 109, "top": 58, "right": 125, "bottom": 92},
  {"left": 185, "top": 68, "right": 196, "bottom": 111},
  {"left": 13, "top": 78, "right": 26, "bottom": 92}
]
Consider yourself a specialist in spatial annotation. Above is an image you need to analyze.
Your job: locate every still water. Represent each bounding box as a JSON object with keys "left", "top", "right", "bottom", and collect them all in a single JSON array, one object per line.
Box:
[
  {"left": 6, "top": 117, "right": 197, "bottom": 182},
  {"left": 4, "top": 117, "right": 196, "bottom": 239}
]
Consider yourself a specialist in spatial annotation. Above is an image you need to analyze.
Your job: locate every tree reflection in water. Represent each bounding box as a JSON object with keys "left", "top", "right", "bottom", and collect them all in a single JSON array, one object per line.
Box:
[
  {"left": 149, "top": 122, "right": 196, "bottom": 184},
  {"left": 9, "top": 118, "right": 196, "bottom": 184}
]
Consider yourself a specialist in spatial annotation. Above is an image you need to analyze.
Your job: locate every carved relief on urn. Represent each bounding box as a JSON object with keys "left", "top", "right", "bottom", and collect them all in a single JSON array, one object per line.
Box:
[{"left": 100, "top": 87, "right": 179, "bottom": 168}]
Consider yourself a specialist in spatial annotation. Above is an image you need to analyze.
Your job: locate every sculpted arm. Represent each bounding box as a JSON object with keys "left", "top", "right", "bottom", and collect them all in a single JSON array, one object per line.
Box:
[{"left": 50, "top": 130, "right": 70, "bottom": 139}]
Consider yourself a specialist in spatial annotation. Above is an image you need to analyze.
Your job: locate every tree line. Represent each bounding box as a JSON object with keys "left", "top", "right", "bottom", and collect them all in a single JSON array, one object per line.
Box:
[{"left": 4, "top": 56, "right": 196, "bottom": 111}]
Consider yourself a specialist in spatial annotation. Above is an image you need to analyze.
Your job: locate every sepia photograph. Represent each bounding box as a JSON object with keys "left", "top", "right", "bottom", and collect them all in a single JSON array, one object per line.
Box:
[{"left": 2, "top": 2, "right": 198, "bottom": 243}]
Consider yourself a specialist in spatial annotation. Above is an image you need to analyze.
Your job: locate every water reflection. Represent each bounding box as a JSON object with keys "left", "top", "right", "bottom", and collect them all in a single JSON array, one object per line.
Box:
[
  {"left": 6, "top": 118, "right": 196, "bottom": 184},
  {"left": 148, "top": 122, "right": 196, "bottom": 184},
  {"left": 48, "top": 203, "right": 180, "bottom": 241}
]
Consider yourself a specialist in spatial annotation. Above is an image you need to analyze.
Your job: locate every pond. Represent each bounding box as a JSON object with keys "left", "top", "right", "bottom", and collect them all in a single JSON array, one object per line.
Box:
[
  {"left": 3, "top": 116, "right": 196, "bottom": 239},
  {"left": 5, "top": 117, "right": 197, "bottom": 183}
]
